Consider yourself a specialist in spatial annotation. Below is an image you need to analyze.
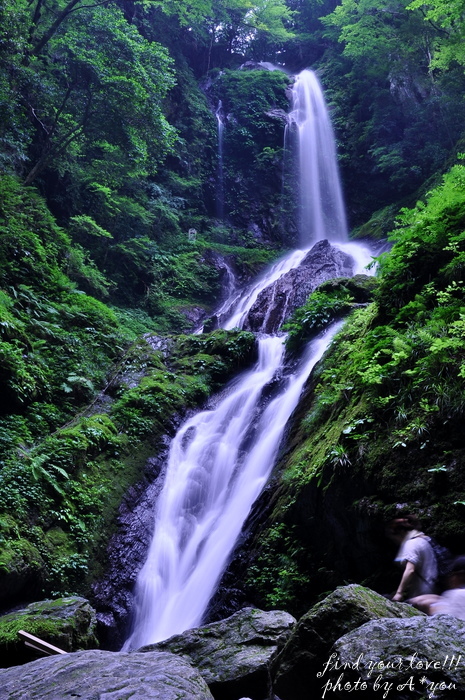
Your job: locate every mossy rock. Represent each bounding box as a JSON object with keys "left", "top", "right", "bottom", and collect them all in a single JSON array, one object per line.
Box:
[
  {"left": 0, "top": 539, "right": 45, "bottom": 607},
  {"left": 352, "top": 203, "right": 399, "bottom": 239},
  {"left": 318, "top": 275, "right": 378, "bottom": 303},
  {"left": 0, "top": 596, "right": 98, "bottom": 668},
  {"left": 272, "top": 584, "right": 424, "bottom": 699}
]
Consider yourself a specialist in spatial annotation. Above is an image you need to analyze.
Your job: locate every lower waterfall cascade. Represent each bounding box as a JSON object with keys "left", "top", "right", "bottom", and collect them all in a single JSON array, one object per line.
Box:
[
  {"left": 121, "top": 240, "right": 375, "bottom": 650},
  {"left": 122, "top": 310, "right": 346, "bottom": 649}
]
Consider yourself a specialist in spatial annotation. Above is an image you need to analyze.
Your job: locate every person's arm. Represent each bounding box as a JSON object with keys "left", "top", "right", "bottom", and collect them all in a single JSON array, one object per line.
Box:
[{"left": 393, "top": 560, "right": 416, "bottom": 601}]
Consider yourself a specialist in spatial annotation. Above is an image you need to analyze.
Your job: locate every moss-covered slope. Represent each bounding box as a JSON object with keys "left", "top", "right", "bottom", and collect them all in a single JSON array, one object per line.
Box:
[
  {"left": 0, "top": 174, "right": 260, "bottom": 610},
  {"left": 236, "top": 161, "right": 465, "bottom": 617}
]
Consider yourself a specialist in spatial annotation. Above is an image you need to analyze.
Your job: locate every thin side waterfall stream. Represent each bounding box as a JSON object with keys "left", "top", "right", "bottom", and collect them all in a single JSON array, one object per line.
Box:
[
  {"left": 215, "top": 99, "right": 225, "bottom": 220},
  {"left": 122, "top": 68, "right": 370, "bottom": 649}
]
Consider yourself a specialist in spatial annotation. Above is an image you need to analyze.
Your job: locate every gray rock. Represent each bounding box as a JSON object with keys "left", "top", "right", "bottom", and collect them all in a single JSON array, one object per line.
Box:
[
  {"left": 0, "top": 596, "right": 98, "bottom": 668},
  {"left": 0, "top": 649, "right": 214, "bottom": 699},
  {"left": 179, "top": 304, "right": 206, "bottom": 327},
  {"left": 272, "top": 584, "right": 424, "bottom": 699},
  {"left": 266, "top": 108, "right": 289, "bottom": 124},
  {"left": 243, "top": 240, "right": 354, "bottom": 333},
  {"left": 331, "top": 615, "right": 465, "bottom": 698},
  {"left": 141, "top": 607, "right": 296, "bottom": 700},
  {"left": 92, "top": 441, "right": 176, "bottom": 649}
]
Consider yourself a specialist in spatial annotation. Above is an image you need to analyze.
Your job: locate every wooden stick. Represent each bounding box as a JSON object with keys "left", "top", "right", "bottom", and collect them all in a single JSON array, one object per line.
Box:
[{"left": 18, "top": 630, "right": 68, "bottom": 656}]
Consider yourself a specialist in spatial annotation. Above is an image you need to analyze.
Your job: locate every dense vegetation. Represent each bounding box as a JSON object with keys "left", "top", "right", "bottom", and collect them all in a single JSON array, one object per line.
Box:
[
  {"left": 240, "top": 161, "right": 465, "bottom": 615},
  {"left": 1, "top": 0, "right": 465, "bottom": 642}
]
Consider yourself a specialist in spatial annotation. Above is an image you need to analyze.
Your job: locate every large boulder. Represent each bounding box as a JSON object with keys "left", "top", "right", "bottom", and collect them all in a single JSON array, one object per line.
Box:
[
  {"left": 272, "top": 584, "right": 424, "bottom": 699},
  {"left": 243, "top": 240, "right": 354, "bottom": 333},
  {"left": 330, "top": 615, "right": 465, "bottom": 698},
  {"left": 0, "top": 597, "right": 98, "bottom": 668},
  {"left": 141, "top": 607, "right": 296, "bottom": 700},
  {"left": 0, "top": 649, "right": 214, "bottom": 699}
]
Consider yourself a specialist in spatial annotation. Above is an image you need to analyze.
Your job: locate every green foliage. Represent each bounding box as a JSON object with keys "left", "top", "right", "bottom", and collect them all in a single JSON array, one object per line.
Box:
[
  {"left": 0, "top": 326, "right": 257, "bottom": 602},
  {"left": 212, "top": 69, "right": 292, "bottom": 241},
  {"left": 69, "top": 216, "right": 113, "bottom": 240},
  {"left": 283, "top": 286, "right": 354, "bottom": 351},
  {"left": 407, "top": 0, "right": 465, "bottom": 68},
  {"left": 206, "top": 242, "right": 278, "bottom": 271},
  {"left": 150, "top": 0, "right": 294, "bottom": 59},
  {"left": 245, "top": 523, "right": 311, "bottom": 610},
  {"left": 173, "top": 329, "right": 257, "bottom": 386},
  {"left": 322, "top": 0, "right": 429, "bottom": 67},
  {"left": 317, "top": 0, "right": 465, "bottom": 223},
  {"left": 0, "top": 0, "right": 33, "bottom": 172},
  {"left": 0, "top": 175, "right": 70, "bottom": 291},
  {"left": 21, "top": 2, "right": 176, "bottom": 185},
  {"left": 0, "top": 175, "right": 127, "bottom": 442},
  {"left": 376, "top": 163, "right": 465, "bottom": 315},
  {"left": 66, "top": 245, "right": 114, "bottom": 299}
]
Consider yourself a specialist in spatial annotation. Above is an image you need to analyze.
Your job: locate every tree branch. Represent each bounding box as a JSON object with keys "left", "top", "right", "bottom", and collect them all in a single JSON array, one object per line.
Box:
[
  {"left": 30, "top": 0, "right": 86, "bottom": 56},
  {"left": 66, "top": 0, "right": 111, "bottom": 15},
  {"left": 24, "top": 91, "right": 93, "bottom": 185}
]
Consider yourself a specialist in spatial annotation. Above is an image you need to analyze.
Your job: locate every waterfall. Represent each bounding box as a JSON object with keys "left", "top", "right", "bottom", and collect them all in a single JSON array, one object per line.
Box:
[
  {"left": 122, "top": 322, "right": 343, "bottom": 649},
  {"left": 122, "top": 69, "right": 369, "bottom": 650},
  {"left": 289, "top": 69, "right": 348, "bottom": 246},
  {"left": 216, "top": 100, "right": 225, "bottom": 220}
]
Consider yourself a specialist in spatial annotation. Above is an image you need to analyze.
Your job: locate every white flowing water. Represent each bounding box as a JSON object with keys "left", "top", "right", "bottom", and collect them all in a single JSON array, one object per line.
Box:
[
  {"left": 222, "top": 248, "right": 309, "bottom": 330},
  {"left": 213, "top": 260, "right": 237, "bottom": 319},
  {"left": 216, "top": 100, "right": 225, "bottom": 220},
  {"left": 290, "top": 69, "right": 348, "bottom": 246},
  {"left": 335, "top": 241, "right": 375, "bottom": 276},
  {"left": 122, "top": 68, "right": 372, "bottom": 650},
  {"left": 123, "top": 322, "right": 343, "bottom": 649}
]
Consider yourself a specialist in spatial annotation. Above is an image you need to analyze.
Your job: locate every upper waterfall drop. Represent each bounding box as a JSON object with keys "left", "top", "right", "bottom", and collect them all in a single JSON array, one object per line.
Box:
[{"left": 289, "top": 69, "right": 348, "bottom": 247}]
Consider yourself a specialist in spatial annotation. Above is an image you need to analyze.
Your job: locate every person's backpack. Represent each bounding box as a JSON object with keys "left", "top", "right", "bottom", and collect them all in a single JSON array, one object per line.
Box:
[{"left": 429, "top": 537, "right": 454, "bottom": 585}]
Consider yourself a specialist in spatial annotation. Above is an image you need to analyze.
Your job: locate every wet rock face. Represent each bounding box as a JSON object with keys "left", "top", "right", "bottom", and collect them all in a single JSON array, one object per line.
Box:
[
  {"left": 0, "top": 649, "right": 215, "bottom": 700},
  {"left": 243, "top": 240, "right": 354, "bottom": 334},
  {"left": 91, "top": 439, "right": 177, "bottom": 650}
]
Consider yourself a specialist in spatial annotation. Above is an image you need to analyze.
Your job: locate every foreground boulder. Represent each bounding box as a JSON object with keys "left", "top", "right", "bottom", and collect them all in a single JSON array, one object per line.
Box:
[
  {"left": 331, "top": 615, "right": 465, "bottom": 698},
  {"left": 0, "top": 597, "right": 98, "bottom": 668},
  {"left": 141, "top": 607, "right": 295, "bottom": 700},
  {"left": 0, "top": 649, "right": 214, "bottom": 699},
  {"left": 272, "top": 584, "right": 424, "bottom": 699}
]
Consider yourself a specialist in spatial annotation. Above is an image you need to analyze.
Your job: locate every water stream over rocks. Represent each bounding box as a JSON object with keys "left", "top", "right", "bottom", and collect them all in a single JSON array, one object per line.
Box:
[{"left": 121, "top": 69, "right": 375, "bottom": 649}]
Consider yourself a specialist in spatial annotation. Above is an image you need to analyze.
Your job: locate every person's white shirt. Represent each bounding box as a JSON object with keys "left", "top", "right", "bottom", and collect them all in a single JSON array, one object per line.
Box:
[{"left": 395, "top": 530, "right": 438, "bottom": 596}]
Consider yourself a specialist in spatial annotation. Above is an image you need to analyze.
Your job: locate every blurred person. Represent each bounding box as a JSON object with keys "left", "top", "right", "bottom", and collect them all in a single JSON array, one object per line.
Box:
[
  {"left": 386, "top": 514, "right": 438, "bottom": 601},
  {"left": 411, "top": 556, "right": 465, "bottom": 620}
]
